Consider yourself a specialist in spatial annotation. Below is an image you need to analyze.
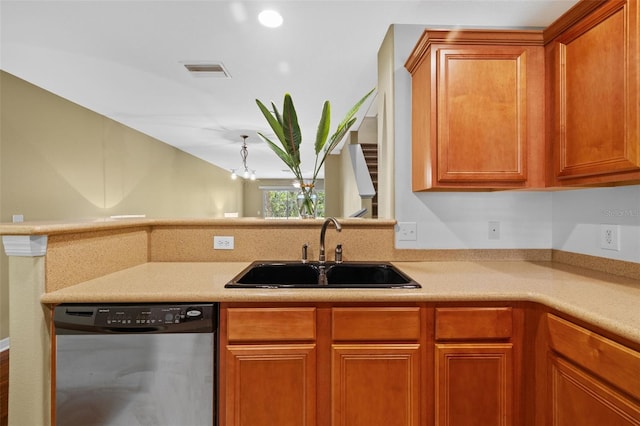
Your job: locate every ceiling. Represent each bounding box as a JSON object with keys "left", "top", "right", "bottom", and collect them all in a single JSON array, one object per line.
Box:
[{"left": 1, "top": 0, "right": 578, "bottom": 179}]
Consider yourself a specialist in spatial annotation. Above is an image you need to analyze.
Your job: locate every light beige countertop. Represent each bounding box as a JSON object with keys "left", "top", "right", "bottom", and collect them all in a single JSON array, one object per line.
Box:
[{"left": 40, "top": 260, "right": 640, "bottom": 345}]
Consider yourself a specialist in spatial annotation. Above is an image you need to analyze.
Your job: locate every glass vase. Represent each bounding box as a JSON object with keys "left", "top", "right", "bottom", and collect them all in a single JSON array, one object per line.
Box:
[{"left": 296, "top": 182, "right": 318, "bottom": 219}]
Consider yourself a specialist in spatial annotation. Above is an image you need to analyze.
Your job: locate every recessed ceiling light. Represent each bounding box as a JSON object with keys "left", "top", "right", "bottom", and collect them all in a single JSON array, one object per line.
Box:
[{"left": 258, "top": 10, "right": 283, "bottom": 28}]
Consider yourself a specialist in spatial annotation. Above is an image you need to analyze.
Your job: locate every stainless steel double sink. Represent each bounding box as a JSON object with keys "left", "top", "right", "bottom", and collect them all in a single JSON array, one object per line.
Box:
[{"left": 225, "top": 261, "right": 421, "bottom": 289}]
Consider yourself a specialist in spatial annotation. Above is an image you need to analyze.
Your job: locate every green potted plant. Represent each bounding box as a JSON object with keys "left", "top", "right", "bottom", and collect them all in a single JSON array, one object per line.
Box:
[{"left": 256, "top": 88, "right": 375, "bottom": 218}]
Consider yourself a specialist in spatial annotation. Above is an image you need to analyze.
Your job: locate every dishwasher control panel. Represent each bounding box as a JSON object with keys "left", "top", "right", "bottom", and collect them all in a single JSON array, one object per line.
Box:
[
  {"left": 96, "top": 305, "right": 203, "bottom": 326},
  {"left": 54, "top": 303, "right": 217, "bottom": 334}
]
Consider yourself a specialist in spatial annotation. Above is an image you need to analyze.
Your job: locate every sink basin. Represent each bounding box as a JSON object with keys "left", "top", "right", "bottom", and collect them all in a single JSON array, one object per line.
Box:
[
  {"left": 225, "top": 261, "right": 421, "bottom": 289},
  {"left": 228, "top": 263, "right": 319, "bottom": 286}
]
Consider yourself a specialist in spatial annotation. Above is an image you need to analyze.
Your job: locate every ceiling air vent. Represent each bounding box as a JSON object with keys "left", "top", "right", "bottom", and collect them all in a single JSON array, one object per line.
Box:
[{"left": 183, "top": 62, "right": 231, "bottom": 78}]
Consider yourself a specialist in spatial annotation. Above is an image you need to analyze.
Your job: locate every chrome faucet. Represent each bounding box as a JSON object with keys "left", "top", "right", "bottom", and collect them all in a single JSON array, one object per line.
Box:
[
  {"left": 319, "top": 217, "right": 342, "bottom": 263},
  {"left": 318, "top": 217, "right": 341, "bottom": 285}
]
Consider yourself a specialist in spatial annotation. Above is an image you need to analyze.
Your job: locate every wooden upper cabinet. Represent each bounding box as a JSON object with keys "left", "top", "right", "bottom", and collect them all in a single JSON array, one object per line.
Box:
[
  {"left": 405, "top": 30, "right": 546, "bottom": 190},
  {"left": 545, "top": 0, "right": 640, "bottom": 186}
]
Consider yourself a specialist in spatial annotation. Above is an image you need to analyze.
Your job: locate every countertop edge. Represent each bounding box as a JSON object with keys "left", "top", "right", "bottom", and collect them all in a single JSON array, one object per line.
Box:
[
  {"left": 38, "top": 260, "right": 640, "bottom": 345},
  {"left": 41, "top": 289, "right": 639, "bottom": 345},
  {"left": 0, "top": 217, "right": 396, "bottom": 235}
]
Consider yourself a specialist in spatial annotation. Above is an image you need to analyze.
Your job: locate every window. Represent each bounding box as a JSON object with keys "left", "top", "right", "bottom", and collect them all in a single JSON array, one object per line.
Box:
[{"left": 262, "top": 188, "right": 325, "bottom": 219}]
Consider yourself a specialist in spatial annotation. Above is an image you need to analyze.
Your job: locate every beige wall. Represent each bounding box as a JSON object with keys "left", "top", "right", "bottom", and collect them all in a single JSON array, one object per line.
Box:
[
  {"left": 325, "top": 133, "right": 371, "bottom": 218},
  {"left": 0, "top": 71, "right": 243, "bottom": 340},
  {"left": 242, "top": 178, "right": 268, "bottom": 217},
  {"left": 324, "top": 155, "right": 343, "bottom": 217}
]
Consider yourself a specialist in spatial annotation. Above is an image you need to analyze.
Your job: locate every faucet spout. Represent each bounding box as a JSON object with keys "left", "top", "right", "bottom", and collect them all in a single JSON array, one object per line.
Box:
[{"left": 319, "top": 217, "right": 342, "bottom": 264}]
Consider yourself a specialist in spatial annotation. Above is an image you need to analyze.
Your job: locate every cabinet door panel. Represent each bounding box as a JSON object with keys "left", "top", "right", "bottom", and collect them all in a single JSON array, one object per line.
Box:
[
  {"left": 547, "top": 314, "right": 640, "bottom": 399},
  {"left": 405, "top": 30, "right": 545, "bottom": 190},
  {"left": 550, "top": 355, "right": 640, "bottom": 426},
  {"left": 438, "top": 48, "right": 528, "bottom": 183},
  {"left": 435, "top": 343, "right": 513, "bottom": 426},
  {"left": 225, "top": 344, "right": 316, "bottom": 426},
  {"left": 551, "top": 0, "right": 640, "bottom": 184},
  {"left": 332, "top": 344, "right": 421, "bottom": 426}
]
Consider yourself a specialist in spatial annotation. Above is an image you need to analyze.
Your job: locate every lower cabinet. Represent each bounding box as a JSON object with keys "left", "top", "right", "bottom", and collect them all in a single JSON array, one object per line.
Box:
[
  {"left": 331, "top": 307, "right": 424, "bottom": 426},
  {"left": 547, "top": 314, "right": 640, "bottom": 426},
  {"left": 435, "top": 343, "right": 513, "bottom": 425},
  {"left": 225, "top": 344, "right": 317, "bottom": 425},
  {"left": 221, "top": 304, "right": 426, "bottom": 426},
  {"left": 549, "top": 354, "right": 640, "bottom": 425},
  {"left": 434, "top": 307, "right": 517, "bottom": 426},
  {"left": 331, "top": 344, "right": 421, "bottom": 426},
  {"left": 220, "top": 304, "right": 640, "bottom": 426},
  {"left": 221, "top": 307, "right": 318, "bottom": 426}
]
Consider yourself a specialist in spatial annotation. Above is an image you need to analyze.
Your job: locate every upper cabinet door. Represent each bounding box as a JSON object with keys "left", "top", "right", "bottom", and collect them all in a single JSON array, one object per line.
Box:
[
  {"left": 405, "top": 30, "right": 546, "bottom": 191},
  {"left": 546, "top": 0, "right": 640, "bottom": 186},
  {"left": 436, "top": 47, "right": 529, "bottom": 184}
]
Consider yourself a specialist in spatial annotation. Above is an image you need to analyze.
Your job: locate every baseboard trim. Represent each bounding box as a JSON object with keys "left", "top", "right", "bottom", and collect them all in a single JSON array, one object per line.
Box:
[{"left": 0, "top": 338, "right": 9, "bottom": 352}]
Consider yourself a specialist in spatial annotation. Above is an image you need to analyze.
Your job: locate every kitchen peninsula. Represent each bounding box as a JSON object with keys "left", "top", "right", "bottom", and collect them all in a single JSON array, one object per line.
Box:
[{"left": 1, "top": 218, "right": 639, "bottom": 425}]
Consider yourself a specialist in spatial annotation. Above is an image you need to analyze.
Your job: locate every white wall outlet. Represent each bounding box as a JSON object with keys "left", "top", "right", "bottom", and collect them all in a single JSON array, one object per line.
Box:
[
  {"left": 397, "top": 222, "right": 417, "bottom": 241},
  {"left": 488, "top": 221, "right": 500, "bottom": 240},
  {"left": 600, "top": 224, "right": 620, "bottom": 251},
  {"left": 213, "top": 236, "right": 234, "bottom": 250},
  {"left": 12, "top": 214, "right": 24, "bottom": 223}
]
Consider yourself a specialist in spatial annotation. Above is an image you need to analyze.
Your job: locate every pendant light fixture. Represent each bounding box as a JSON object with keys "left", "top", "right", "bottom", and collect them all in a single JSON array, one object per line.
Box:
[{"left": 230, "top": 134, "right": 256, "bottom": 180}]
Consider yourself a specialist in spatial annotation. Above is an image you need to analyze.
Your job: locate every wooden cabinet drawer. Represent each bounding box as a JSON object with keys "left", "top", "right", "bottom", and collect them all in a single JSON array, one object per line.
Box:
[
  {"left": 435, "top": 307, "right": 513, "bottom": 340},
  {"left": 332, "top": 307, "right": 421, "bottom": 341},
  {"left": 226, "top": 307, "right": 316, "bottom": 342},
  {"left": 547, "top": 314, "right": 640, "bottom": 400}
]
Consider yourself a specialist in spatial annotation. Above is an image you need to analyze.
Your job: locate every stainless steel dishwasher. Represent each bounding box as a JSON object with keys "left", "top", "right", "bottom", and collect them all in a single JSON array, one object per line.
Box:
[{"left": 54, "top": 303, "right": 217, "bottom": 426}]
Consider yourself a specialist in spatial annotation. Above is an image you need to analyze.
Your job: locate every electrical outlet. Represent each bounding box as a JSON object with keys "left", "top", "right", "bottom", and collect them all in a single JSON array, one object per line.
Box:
[
  {"left": 213, "top": 236, "right": 234, "bottom": 250},
  {"left": 397, "top": 222, "right": 417, "bottom": 241},
  {"left": 488, "top": 221, "right": 500, "bottom": 240},
  {"left": 600, "top": 224, "right": 620, "bottom": 251}
]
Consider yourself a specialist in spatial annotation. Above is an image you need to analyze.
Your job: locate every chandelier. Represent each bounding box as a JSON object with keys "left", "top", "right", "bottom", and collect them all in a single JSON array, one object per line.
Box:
[{"left": 230, "top": 134, "right": 256, "bottom": 180}]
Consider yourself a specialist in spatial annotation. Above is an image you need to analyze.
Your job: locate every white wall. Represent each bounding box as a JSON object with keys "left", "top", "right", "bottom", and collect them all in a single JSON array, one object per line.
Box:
[
  {"left": 553, "top": 186, "right": 640, "bottom": 263},
  {"left": 391, "top": 25, "right": 552, "bottom": 250},
  {"left": 391, "top": 25, "right": 639, "bottom": 260}
]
